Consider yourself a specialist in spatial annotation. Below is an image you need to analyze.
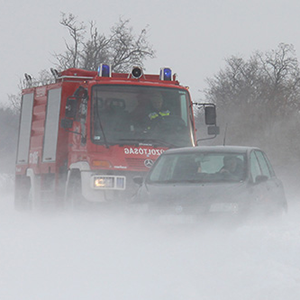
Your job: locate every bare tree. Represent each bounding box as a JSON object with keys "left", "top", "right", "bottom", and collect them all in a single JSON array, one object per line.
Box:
[
  {"left": 256, "top": 44, "right": 300, "bottom": 119},
  {"left": 54, "top": 13, "right": 86, "bottom": 69},
  {"left": 202, "top": 43, "right": 300, "bottom": 163},
  {"left": 80, "top": 21, "right": 110, "bottom": 70},
  {"left": 8, "top": 93, "right": 22, "bottom": 113},
  {"left": 108, "top": 19, "right": 155, "bottom": 72},
  {"left": 53, "top": 14, "right": 155, "bottom": 72}
]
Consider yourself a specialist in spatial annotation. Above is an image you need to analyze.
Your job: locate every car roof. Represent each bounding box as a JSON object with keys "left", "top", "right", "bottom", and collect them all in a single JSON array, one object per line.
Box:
[{"left": 163, "top": 145, "right": 262, "bottom": 156}]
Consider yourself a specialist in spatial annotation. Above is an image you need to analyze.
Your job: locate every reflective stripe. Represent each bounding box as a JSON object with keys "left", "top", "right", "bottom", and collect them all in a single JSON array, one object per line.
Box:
[
  {"left": 148, "top": 112, "right": 159, "bottom": 120},
  {"left": 148, "top": 110, "right": 170, "bottom": 120}
]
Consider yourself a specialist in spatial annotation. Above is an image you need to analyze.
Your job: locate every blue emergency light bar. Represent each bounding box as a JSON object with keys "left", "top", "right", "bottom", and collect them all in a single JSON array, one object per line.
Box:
[
  {"left": 160, "top": 67, "right": 172, "bottom": 81},
  {"left": 98, "top": 64, "right": 111, "bottom": 77}
]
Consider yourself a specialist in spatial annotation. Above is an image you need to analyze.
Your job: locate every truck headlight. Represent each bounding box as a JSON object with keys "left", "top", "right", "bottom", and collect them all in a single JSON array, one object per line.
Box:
[{"left": 92, "top": 175, "right": 126, "bottom": 190}]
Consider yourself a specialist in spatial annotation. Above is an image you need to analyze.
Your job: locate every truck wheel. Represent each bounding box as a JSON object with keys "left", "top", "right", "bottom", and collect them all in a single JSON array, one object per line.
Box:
[
  {"left": 14, "top": 176, "right": 32, "bottom": 211},
  {"left": 65, "top": 170, "right": 84, "bottom": 210}
]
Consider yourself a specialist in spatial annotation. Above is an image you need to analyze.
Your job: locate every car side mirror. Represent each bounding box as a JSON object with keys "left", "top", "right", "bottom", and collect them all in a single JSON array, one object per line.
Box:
[
  {"left": 255, "top": 175, "right": 268, "bottom": 184},
  {"left": 133, "top": 176, "right": 144, "bottom": 186}
]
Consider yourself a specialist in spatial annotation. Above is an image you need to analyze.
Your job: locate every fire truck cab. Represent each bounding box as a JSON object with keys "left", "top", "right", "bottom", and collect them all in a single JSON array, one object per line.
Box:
[{"left": 15, "top": 65, "right": 217, "bottom": 210}]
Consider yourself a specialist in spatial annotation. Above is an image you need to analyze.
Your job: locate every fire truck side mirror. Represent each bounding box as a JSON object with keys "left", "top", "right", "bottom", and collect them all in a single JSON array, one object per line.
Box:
[
  {"left": 205, "top": 106, "right": 217, "bottom": 125},
  {"left": 207, "top": 125, "right": 220, "bottom": 136},
  {"left": 61, "top": 118, "right": 73, "bottom": 129},
  {"left": 65, "top": 97, "right": 78, "bottom": 119}
]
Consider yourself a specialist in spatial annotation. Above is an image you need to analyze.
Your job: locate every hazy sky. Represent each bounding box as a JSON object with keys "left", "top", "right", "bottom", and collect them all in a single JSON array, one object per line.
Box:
[{"left": 2, "top": 0, "right": 300, "bottom": 105}]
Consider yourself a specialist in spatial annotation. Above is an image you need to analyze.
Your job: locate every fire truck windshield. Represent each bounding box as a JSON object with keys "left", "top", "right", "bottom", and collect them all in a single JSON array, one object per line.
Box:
[{"left": 91, "top": 85, "right": 194, "bottom": 147}]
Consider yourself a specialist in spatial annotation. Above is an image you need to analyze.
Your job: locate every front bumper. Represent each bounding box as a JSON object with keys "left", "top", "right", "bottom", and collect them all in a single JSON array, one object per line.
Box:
[{"left": 81, "top": 170, "right": 146, "bottom": 202}]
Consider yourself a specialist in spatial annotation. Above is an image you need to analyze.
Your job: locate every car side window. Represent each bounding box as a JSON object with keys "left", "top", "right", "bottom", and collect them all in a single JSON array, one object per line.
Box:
[
  {"left": 250, "top": 151, "right": 261, "bottom": 182},
  {"left": 262, "top": 152, "right": 276, "bottom": 177},
  {"left": 254, "top": 150, "right": 271, "bottom": 179}
]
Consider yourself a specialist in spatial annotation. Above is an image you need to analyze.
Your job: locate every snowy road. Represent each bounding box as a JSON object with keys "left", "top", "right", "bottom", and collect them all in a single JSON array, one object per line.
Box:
[{"left": 1, "top": 177, "right": 300, "bottom": 300}]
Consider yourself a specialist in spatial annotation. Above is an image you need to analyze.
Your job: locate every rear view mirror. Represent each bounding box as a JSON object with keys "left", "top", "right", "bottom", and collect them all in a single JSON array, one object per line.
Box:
[
  {"left": 133, "top": 176, "right": 144, "bottom": 186},
  {"left": 205, "top": 106, "right": 217, "bottom": 125}
]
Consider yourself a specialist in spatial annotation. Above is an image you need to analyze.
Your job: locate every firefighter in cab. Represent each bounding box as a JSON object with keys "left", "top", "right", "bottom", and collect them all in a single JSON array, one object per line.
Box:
[{"left": 147, "top": 92, "right": 170, "bottom": 130}]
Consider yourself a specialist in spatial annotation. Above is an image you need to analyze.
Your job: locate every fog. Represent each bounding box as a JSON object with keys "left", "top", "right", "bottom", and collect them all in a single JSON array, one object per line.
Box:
[{"left": 1, "top": 171, "right": 300, "bottom": 300}]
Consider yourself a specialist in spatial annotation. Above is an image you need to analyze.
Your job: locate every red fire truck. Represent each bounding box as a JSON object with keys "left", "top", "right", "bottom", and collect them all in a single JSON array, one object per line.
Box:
[{"left": 15, "top": 65, "right": 217, "bottom": 210}]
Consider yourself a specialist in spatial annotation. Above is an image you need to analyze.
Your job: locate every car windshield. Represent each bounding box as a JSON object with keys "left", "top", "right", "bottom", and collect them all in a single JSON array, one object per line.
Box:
[
  {"left": 148, "top": 151, "right": 247, "bottom": 183},
  {"left": 91, "top": 85, "right": 194, "bottom": 147}
]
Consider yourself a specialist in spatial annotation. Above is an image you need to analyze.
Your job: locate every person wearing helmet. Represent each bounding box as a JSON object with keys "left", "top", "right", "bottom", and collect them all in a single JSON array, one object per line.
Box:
[{"left": 147, "top": 93, "right": 170, "bottom": 122}]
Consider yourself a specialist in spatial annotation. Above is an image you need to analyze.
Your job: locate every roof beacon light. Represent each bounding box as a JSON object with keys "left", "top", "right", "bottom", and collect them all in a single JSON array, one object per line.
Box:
[
  {"left": 98, "top": 64, "right": 111, "bottom": 77},
  {"left": 131, "top": 66, "right": 143, "bottom": 79},
  {"left": 160, "top": 67, "right": 172, "bottom": 81}
]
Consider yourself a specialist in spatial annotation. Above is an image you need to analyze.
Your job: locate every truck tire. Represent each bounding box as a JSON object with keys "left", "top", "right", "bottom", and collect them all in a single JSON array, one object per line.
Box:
[
  {"left": 14, "top": 176, "right": 32, "bottom": 211},
  {"left": 65, "top": 170, "right": 84, "bottom": 210}
]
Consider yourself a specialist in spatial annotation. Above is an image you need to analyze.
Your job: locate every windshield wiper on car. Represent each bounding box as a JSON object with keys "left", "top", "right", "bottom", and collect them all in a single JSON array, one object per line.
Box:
[
  {"left": 148, "top": 179, "right": 190, "bottom": 184},
  {"left": 149, "top": 177, "right": 213, "bottom": 184}
]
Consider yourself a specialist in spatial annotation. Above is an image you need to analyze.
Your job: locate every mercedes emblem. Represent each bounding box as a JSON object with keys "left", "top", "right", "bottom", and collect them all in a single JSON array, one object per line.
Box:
[{"left": 144, "top": 159, "right": 154, "bottom": 168}]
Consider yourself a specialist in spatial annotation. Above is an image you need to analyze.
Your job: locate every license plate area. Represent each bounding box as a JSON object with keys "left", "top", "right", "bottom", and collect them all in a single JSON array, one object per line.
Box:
[
  {"left": 209, "top": 203, "right": 238, "bottom": 213},
  {"left": 91, "top": 175, "right": 126, "bottom": 190}
]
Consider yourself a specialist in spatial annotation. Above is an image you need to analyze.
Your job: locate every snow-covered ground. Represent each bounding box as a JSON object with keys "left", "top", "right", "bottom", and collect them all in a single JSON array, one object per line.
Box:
[{"left": 1, "top": 173, "right": 300, "bottom": 300}]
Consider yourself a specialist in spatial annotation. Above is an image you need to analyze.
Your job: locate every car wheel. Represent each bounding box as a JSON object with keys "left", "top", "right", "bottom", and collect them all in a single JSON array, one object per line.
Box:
[{"left": 14, "top": 176, "right": 32, "bottom": 211}]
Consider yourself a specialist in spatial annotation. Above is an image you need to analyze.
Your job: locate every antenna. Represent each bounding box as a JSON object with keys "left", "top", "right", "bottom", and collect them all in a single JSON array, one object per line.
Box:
[{"left": 223, "top": 123, "right": 228, "bottom": 146}]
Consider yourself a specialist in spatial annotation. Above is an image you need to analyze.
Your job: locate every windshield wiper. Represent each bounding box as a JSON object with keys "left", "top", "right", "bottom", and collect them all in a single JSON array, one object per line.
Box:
[
  {"left": 138, "top": 138, "right": 178, "bottom": 148},
  {"left": 117, "top": 138, "right": 149, "bottom": 146},
  {"left": 151, "top": 139, "right": 178, "bottom": 148},
  {"left": 116, "top": 138, "right": 174, "bottom": 147},
  {"left": 149, "top": 180, "right": 181, "bottom": 184}
]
